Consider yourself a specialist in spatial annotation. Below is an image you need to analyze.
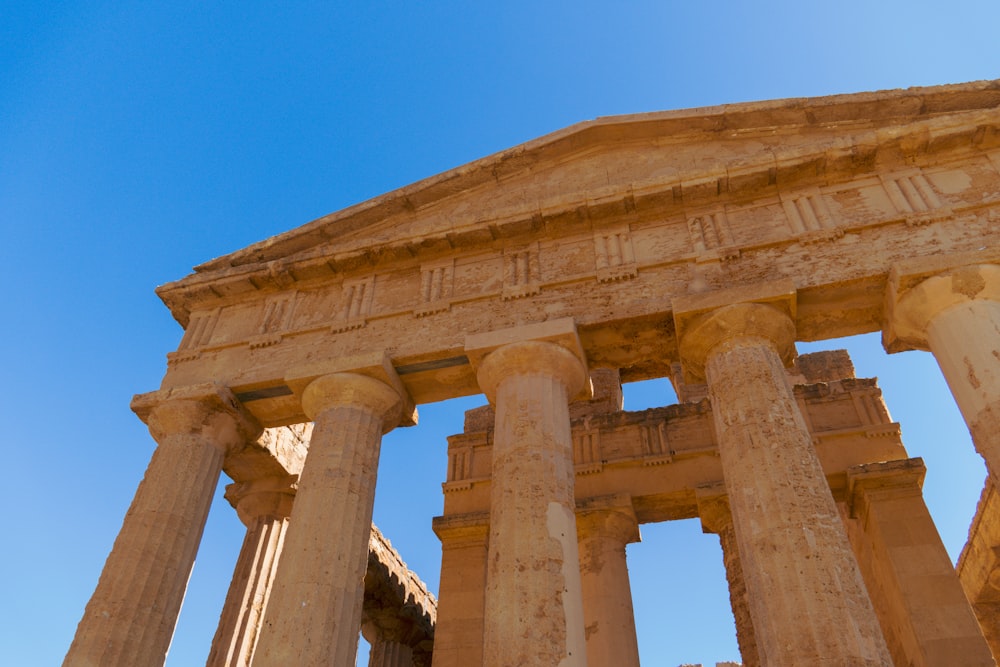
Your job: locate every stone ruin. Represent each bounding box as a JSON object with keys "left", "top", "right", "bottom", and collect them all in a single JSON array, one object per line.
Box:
[{"left": 65, "top": 80, "right": 1000, "bottom": 666}]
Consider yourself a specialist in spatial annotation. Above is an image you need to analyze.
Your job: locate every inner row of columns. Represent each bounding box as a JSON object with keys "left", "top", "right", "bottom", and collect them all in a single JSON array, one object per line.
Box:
[{"left": 65, "top": 261, "right": 1000, "bottom": 667}]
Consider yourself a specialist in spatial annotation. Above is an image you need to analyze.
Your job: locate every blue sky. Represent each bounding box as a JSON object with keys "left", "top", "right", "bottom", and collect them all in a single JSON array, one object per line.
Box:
[{"left": 2, "top": 2, "right": 998, "bottom": 665}]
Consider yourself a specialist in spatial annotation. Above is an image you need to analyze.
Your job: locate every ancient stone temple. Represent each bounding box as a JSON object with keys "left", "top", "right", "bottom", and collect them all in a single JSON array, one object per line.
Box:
[{"left": 66, "top": 80, "right": 1000, "bottom": 666}]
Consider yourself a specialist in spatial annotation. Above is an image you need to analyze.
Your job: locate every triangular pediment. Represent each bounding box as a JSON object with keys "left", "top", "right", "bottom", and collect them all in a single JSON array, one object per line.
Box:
[
  {"left": 158, "top": 80, "right": 1000, "bottom": 326},
  {"left": 194, "top": 81, "right": 1000, "bottom": 270}
]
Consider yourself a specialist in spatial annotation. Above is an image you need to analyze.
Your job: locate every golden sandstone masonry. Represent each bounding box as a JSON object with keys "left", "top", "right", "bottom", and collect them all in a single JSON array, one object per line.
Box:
[{"left": 66, "top": 80, "right": 1000, "bottom": 666}]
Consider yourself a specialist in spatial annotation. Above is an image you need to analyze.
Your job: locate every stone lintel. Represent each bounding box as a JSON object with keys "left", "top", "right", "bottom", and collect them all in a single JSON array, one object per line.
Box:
[
  {"left": 846, "top": 457, "right": 926, "bottom": 519},
  {"left": 884, "top": 248, "right": 1000, "bottom": 353},
  {"left": 957, "top": 478, "right": 1000, "bottom": 604},
  {"left": 672, "top": 279, "right": 797, "bottom": 383},
  {"left": 672, "top": 278, "right": 797, "bottom": 329},
  {"left": 223, "top": 423, "right": 310, "bottom": 484},
  {"left": 464, "top": 317, "right": 593, "bottom": 400},
  {"left": 284, "top": 351, "right": 417, "bottom": 427},
  {"left": 130, "top": 381, "right": 261, "bottom": 442},
  {"left": 889, "top": 248, "right": 1000, "bottom": 295}
]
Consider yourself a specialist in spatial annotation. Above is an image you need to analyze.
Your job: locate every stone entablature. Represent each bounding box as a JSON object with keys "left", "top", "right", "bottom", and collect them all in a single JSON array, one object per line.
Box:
[
  {"left": 151, "top": 82, "right": 1000, "bottom": 429},
  {"left": 363, "top": 525, "right": 437, "bottom": 667},
  {"left": 958, "top": 477, "right": 1000, "bottom": 656},
  {"left": 442, "top": 368, "right": 903, "bottom": 521}
]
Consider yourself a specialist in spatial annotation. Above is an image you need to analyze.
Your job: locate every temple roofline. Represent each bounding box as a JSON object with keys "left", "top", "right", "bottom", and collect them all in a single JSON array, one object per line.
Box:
[{"left": 188, "top": 79, "right": 999, "bottom": 274}]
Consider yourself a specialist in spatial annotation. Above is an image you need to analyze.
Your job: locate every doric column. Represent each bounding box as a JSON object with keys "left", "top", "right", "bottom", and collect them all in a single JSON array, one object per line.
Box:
[
  {"left": 65, "top": 384, "right": 261, "bottom": 667},
  {"left": 466, "top": 319, "right": 591, "bottom": 667},
  {"left": 886, "top": 261, "right": 1000, "bottom": 481},
  {"left": 253, "top": 353, "right": 414, "bottom": 667},
  {"left": 368, "top": 637, "right": 414, "bottom": 667},
  {"left": 675, "top": 285, "right": 891, "bottom": 666},
  {"left": 696, "top": 486, "right": 760, "bottom": 667},
  {"left": 206, "top": 474, "right": 297, "bottom": 667},
  {"left": 431, "top": 513, "right": 489, "bottom": 667},
  {"left": 845, "top": 458, "right": 993, "bottom": 667},
  {"left": 575, "top": 495, "right": 641, "bottom": 667}
]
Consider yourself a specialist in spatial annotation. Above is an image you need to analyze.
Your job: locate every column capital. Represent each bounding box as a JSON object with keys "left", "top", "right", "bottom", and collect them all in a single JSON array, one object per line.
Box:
[
  {"left": 285, "top": 351, "right": 416, "bottom": 429},
  {"left": 224, "top": 474, "right": 298, "bottom": 526},
  {"left": 695, "top": 483, "right": 733, "bottom": 535},
  {"left": 131, "top": 382, "right": 262, "bottom": 453},
  {"left": 465, "top": 318, "right": 590, "bottom": 403},
  {"left": 674, "top": 280, "right": 797, "bottom": 382},
  {"left": 884, "top": 260, "right": 1000, "bottom": 353},
  {"left": 432, "top": 512, "right": 490, "bottom": 547},
  {"left": 575, "top": 495, "right": 640, "bottom": 544},
  {"left": 846, "top": 457, "right": 926, "bottom": 520}
]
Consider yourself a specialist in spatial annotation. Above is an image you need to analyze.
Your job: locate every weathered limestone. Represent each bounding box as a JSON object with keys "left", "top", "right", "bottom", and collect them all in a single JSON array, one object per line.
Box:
[
  {"left": 697, "top": 486, "right": 760, "bottom": 667},
  {"left": 207, "top": 423, "right": 309, "bottom": 667},
  {"left": 575, "top": 495, "right": 641, "bottom": 667},
  {"left": 206, "top": 475, "right": 296, "bottom": 667},
  {"left": 72, "top": 82, "right": 1000, "bottom": 665},
  {"left": 65, "top": 384, "right": 261, "bottom": 667},
  {"left": 436, "top": 353, "right": 907, "bottom": 665},
  {"left": 430, "top": 514, "right": 489, "bottom": 667},
  {"left": 442, "top": 356, "right": 907, "bottom": 521},
  {"left": 253, "top": 355, "right": 413, "bottom": 667},
  {"left": 367, "top": 638, "right": 413, "bottom": 667},
  {"left": 363, "top": 524, "right": 438, "bottom": 667},
  {"left": 676, "top": 290, "right": 892, "bottom": 666},
  {"left": 467, "top": 320, "right": 591, "bottom": 667},
  {"left": 886, "top": 259, "right": 1000, "bottom": 482},
  {"left": 844, "top": 458, "right": 993, "bottom": 666},
  {"left": 959, "top": 478, "right": 1000, "bottom": 657}
]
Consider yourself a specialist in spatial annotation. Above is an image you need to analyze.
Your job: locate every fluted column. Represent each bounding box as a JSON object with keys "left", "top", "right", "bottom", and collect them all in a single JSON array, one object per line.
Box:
[
  {"left": 368, "top": 637, "right": 414, "bottom": 667},
  {"left": 697, "top": 487, "right": 760, "bottom": 667},
  {"left": 206, "top": 474, "right": 297, "bottom": 667},
  {"left": 575, "top": 495, "right": 641, "bottom": 667},
  {"left": 468, "top": 321, "right": 590, "bottom": 667},
  {"left": 846, "top": 459, "right": 994, "bottom": 666},
  {"left": 677, "top": 296, "right": 891, "bottom": 666},
  {"left": 253, "top": 359, "right": 409, "bottom": 667},
  {"left": 887, "top": 263, "right": 1000, "bottom": 482},
  {"left": 65, "top": 384, "right": 261, "bottom": 667}
]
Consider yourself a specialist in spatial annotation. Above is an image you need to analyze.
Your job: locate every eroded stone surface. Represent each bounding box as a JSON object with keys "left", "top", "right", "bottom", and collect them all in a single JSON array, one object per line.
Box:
[{"left": 70, "top": 80, "right": 1000, "bottom": 667}]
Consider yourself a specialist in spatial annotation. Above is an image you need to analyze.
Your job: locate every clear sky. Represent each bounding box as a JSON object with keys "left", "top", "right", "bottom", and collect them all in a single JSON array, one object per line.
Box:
[{"left": 2, "top": 2, "right": 998, "bottom": 665}]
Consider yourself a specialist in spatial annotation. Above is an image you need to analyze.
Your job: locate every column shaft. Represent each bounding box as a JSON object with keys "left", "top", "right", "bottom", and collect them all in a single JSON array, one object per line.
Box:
[
  {"left": 887, "top": 264, "right": 1000, "bottom": 482},
  {"left": 431, "top": 516, "right": 488, "bottom": 667},
  {"left": 66, "top": 389, "right": 258, "bottom": 667},
  {"left": 254, "top": 373, "right": 400, "bottom": 667},
  {"left": 66, "top": 433, "right": 224, "bottom": 667},
  {"left": 706, "top": 339, "right": 890, "bottom": 665},
  {"left": 207, "top": 476, "right": 295, "bottom": 667},
  {"left": 208, "top": 515, "right": 287, "bottom": 667},
  {"left": 254, "top": 400, "right": 385, "bottom": 666},
  {"left": 699, "top": 491, "right": 761, "bottom": 667},
  {"left": 924, "top": 299, "right": 1000, "bottom": 477},
  {"left": 576, "top": 501, "right": 641, "bottom": 667},
  {"left": 368, "top": 638, "right": 414, "bottom": 667},
  {"left": 717, "top": 521, "right": 760, "bottom": 667},
  {"left": 477, "top": 341, "right": 588, "bottom": 667},
  {"left": 846, "top": 460, "right": 994, "bottom": 667}
]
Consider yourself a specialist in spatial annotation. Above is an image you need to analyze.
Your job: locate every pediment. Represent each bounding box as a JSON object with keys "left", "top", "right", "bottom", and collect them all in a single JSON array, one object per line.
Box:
[{"left": 158, "top": 80, "right": 1000, "bottom": 327}]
